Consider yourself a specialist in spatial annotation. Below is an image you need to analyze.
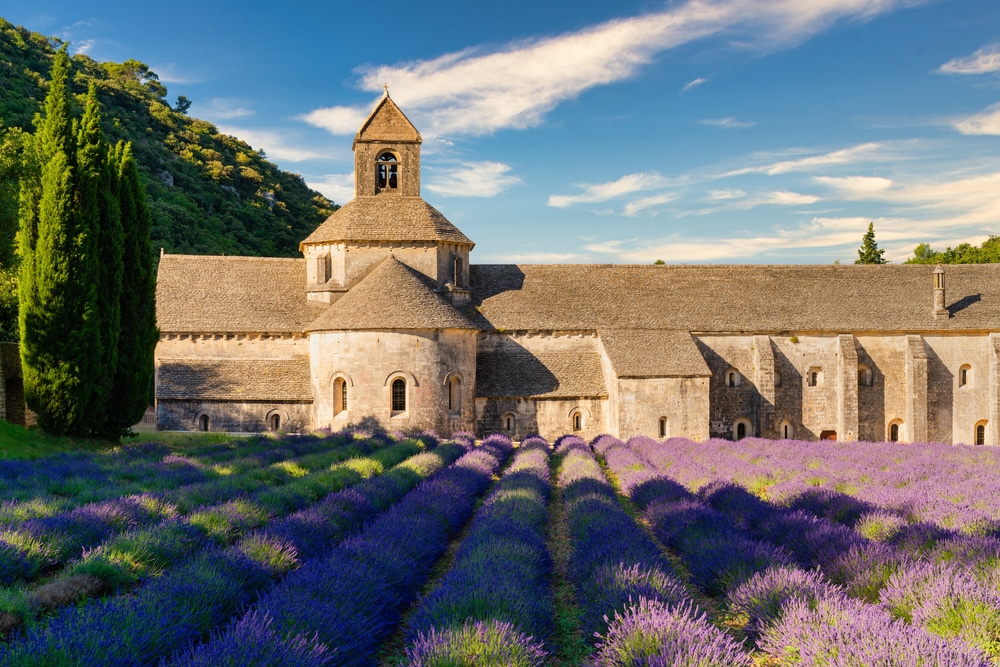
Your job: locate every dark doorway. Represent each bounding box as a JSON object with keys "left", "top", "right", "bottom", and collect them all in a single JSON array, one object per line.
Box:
[
  {"left": 4, "top": 377, "right": 24, "bottom": 426},
  {"left": 819, "top": 430, "right": 837, "bottom": 441}
]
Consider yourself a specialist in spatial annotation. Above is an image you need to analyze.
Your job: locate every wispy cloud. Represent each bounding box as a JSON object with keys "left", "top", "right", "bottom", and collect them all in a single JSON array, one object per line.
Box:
[
  {"left": 72, "top": 39, "right": 95, "bottom": 55},
  {"left": 306, "top": 173, "right": 354, "bottom": 205},
  {"left": 217, "top": 125, "right": 328, "bottom": 162},
  {"left": 426, "top": 161, "right": 521, "bottom": 197},
  {"left": 707, "top": 189, "right": 747, "bottom": 200},
  {"left": 724, "top": 142, "right": 891, "bottom": 176},
  {"left": 548, "top": 171, "right": 673, "bottom": 208},
  {"left": 939, "top": 43, "right": 1000, "bottom": 74},
  {"left": 953, "top": 103, "right": 1000, "bottom": 136},
  {"left": 152, "top": 64, "right": 205, "bottom": 85},
  {"left": 198, "top": 99, "right": 255, "bottom": 121},
  {"left": 623, "top": 193, "right": 678, "bottom": 217},
  {"left": 698, "top": 116, "right": 757, "bottom": 128},
  {"left": 682, "top": 77, "right": 708, "bottom": 92},
  {"left": 304, "top": 0, "right": 910, "bottom": 137}
]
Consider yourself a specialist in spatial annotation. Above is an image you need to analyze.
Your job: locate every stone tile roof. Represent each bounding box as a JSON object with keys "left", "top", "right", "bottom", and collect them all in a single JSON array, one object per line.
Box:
[
  {"left": 355, "top": 95, "right": 421, "bottom": 145},
  {"left": 475, "top": 347, "right": 608, "bottom": 398},
  {"left": 157, "top": 358, "right": 312, "bottom": 401},
  {"left": 300, "top": 197, "right": 473, "bottom": 247},
  {"left": 600, "top": 329, "right": 711, "bottom": 377},
  {"left": 307, "top": 256, "right": 478, "bottom": 332},
  {"left": 470, "top": 264, "right": 1000, "bottom": 333},
  {"left": 156, "top": 255, "right": 322, "bottom": 334}
]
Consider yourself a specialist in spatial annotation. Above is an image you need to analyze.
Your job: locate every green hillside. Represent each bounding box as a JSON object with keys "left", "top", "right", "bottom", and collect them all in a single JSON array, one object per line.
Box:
[{"left": 0, "top": 18, "right": 337, "bottom": 261}]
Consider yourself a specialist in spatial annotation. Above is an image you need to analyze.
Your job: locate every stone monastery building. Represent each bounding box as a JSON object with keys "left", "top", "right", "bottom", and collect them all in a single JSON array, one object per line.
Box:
[{"left": 155, "top": 94, "right": 1000, "bottom": 445}]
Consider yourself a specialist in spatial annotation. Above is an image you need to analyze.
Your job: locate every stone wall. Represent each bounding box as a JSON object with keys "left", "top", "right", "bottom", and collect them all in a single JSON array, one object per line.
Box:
[
  {"left": 614, "top": 377, "right": 709, "bottom": 441},
  {"left": 474, "top": 396, "right": 606, "bottom": 442},
  {"left": 923, "top": 334, "right": 991, "bottom": 444},
  {"left": 309, "top": 328, "right": 477, "bottom": 437},
  {"left": 157, "top": 400, "right": 311, "bottom": 433}
]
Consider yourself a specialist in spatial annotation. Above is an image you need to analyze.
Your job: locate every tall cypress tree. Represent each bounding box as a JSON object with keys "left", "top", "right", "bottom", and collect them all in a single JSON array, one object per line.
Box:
[
  {"left": 855, "top": 222, "right": 887, "bottom": 265},
  {"left": 104, "top": 141, "right": 156, "bottom": 435},
  {"left": 18, "top": 49, "right": 101, "bottom": 435},
  {"left": 78, "top": 84, "right": 123, "bottom": 436}
]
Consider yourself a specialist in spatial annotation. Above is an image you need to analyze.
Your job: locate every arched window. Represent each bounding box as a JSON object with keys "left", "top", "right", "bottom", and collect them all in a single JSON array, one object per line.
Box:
[
  {"left": 858, "top": 364, "right": 873, "bottom": 387},
  {"left": 453, "top": 256, "right": 463, "bottom": 287},
  {"left": 572, "top": 411, "right": 583, "bottom": 432},
  {"left": 334, "top": 377, "right": 347, "bottom": 415},
  {"left": 270, "top": 413, "right": 281, "bottom": 432},
  {"left": 774, "top": 370, "right": 782, "bottom": 387},
  {"left": 376, "top": 152, "right": 398, "bottom": 191},
  {"left": 503, "top": 413, "right": 516, "bottom": 435},
  {"left": 733, "top": 418, "right": 752, "bottom": 441},
  {"left": 391, "top": 378, "right": 406, "bottom": 413},
  {"left": 780, "top": 420, "right": 794, "bottom": 439},
  {"left": 448, "top": 376, "right": 462, "bottom": 414},
  {"left": 737, "top": 422, "right": 746, "bottom": 440},
  {"left": 888, "top": 420, "right": 903, "bottom": 443},
  {"left": 658, "top": 417, "right": 668, "bottom": 439},
  {"left": 726, "top": 369, "right": 741, "bottom": 388},
  {"left": 959, "top": 364, "right": 972, "bottom": 388},
  {"left": 976, "top": 421, "right": 987, "bottom": 446},
  {"left": 198, "top": 414, "right": 209, "bottom": 432}
]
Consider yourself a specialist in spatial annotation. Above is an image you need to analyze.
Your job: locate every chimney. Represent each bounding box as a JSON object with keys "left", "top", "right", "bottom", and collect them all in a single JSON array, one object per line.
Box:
[{"left": 932, "top": 264, "right": 948, "bottom": 320}]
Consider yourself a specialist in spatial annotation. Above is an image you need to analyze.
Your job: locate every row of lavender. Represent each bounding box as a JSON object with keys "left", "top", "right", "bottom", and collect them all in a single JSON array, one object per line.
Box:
[
  {"left": 0, "top": 431, "right": 474, "bottom": 665},
  {"left": 601, "top": 435, "right": 1000, "bottom": 665}
]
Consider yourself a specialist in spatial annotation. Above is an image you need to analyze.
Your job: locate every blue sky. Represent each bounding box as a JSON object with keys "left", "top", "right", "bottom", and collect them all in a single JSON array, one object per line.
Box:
[{"left": 5, "top": 0, "right": 1000, "bottom": 264}]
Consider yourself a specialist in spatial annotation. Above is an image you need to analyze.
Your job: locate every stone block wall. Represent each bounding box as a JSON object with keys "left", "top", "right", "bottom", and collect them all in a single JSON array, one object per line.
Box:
[{"left": 157, "top": 400, "right": 311, "bottom": 433}]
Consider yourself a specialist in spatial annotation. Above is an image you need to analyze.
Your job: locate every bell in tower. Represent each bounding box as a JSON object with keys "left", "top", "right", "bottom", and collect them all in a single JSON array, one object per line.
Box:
[{"left": 352, "top": 89, "right": 422, "bottom": 198}]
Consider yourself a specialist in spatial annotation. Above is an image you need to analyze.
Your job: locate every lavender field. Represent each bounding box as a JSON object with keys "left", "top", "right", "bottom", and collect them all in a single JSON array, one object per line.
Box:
[{"left": 0, "top": 432, "right": 998, "bottom": 666}]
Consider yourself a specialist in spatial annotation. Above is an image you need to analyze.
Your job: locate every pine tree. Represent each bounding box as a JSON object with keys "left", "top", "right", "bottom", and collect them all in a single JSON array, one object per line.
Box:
[
  {"left": 18, "top": 48, "right": 102, "bottom": 434},
  {"left": 855, "top": 222, "right": 887, "bottom": 265},
  {"left": 104, "top": 141, "right": 157, "bottom": 435}
]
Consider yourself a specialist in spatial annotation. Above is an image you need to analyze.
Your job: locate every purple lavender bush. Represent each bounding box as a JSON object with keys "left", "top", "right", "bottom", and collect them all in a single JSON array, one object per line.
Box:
[
  {"left": 404, "top": 619, "right": 547, "bottom": 667},
  {"left": 593, "top": 598, "right": 751, "bottom": 667}
]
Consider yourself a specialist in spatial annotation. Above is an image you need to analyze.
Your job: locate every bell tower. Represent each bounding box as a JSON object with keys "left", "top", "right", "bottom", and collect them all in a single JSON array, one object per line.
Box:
[{"left": 353, "top": 90, "right": 422, "bottom": 198}]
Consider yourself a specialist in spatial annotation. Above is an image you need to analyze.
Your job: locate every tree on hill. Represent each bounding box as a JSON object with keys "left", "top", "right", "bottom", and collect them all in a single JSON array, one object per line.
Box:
[
  {"left": 18, "top": 50, "right": 157, "bottom": 437},
  {"left": 855, "top": 222, "right": 887, "bottom": 265}
]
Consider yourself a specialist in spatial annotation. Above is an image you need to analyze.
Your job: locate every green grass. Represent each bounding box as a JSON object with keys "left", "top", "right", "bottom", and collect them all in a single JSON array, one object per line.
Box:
[{"left": 0, "top": 420, "right": 251, "bottom": 460}]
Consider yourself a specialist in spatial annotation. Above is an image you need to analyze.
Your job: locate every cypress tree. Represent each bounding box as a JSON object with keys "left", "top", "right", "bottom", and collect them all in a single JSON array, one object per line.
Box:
[
  {"left": 19, "top": 49, "right": 102, "bottom": 434},
  {"left": 78, "top": 84, "right": 123, "bottom": 436},
  {"left": 104, "top": 141, "right": 157, "bottom": 434}
]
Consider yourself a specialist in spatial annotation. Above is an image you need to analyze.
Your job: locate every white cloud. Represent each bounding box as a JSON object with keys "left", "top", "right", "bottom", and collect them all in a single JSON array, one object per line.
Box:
[
  {"left": 725, "top": 142, "right": 890, "bottom": 176},
  {"left": 698, "top": 117, "right": 757, "bottom": 128},
  {"left": 198, "top": 99, "right": 256, "bottom": 121},
  {"left": 814, "top": 175, "right": 893, "bottom": 196},
  {"left": 623, "top": 193, "right": 678, "bottom": 217},
  {"left": 306, "top": 173, "right": 355, "bottom": 204},
  {"left": 305, "top": 0, "right": 909, "bottom": 137},
  {"left": 708, "top": 189, "right": 747, "bottom": 200},
  {"left": 425, "top": 161, "right": 521, "bottom": 197},
  {"left": 548, "top": 171, "right": 673, "bottom": 207},
  {"left": 939, "top": 43, "right": 1000, "bottom": 74},
  {"left": 72, "top": 39, "right": 95, "bottom": 55},
  {"left": 153, "top": 64, "right": 204, "bottom": 85},
  {"left": 217, "top": 125, "right": 328, "bottom": 162},
  {"left": 953, "top": 103, "right": 1000, "bottom": 136},
  {"left": 682, "top": 77, "right": 708, "bottom": 92}
]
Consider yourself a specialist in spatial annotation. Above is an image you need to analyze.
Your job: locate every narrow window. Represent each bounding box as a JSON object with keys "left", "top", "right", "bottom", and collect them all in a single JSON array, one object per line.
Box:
[
  {"left": 811, "top": 372, "right": 818, "bottom": 386},
  {"left": 727, "top": 371, "right": 736, "bottom": 387},
  {"left": 376, "top": 153, "right": 398, "bottom": 191},
  {"left": 391, "top": 378, "right": 406, "bottom": 412},
  {"left": 658, "top": 417, "right": 667, "bottom": 439},
  {"left": 976, "top": 423, "right": 986, "bottom": 446},
  {"left": 781, "top": 421, "right": 794, "bottom": 439},
  {"left": 736, "top": 422, "right": 746, "bottom": 441},
  {"left": 453, "top": 256, "right": 463, "bottom": 287},
  {"left": 959, "top": 365, "right": 972, "bottom": 388},
  {"left": 504, "top": 414, "right": 515, "bottom": 435},
  {"left": 270, "top": 414, "right": 281, "bottom": 432},
  {"left": 890, "top": 423, "right": 899, "bottom": 442},
  {"left": 572, "top": 412, "right": 582, "bottom": 431},
  {"left": 334, "top": 378, "right": 347, "bottom": 415},
  {"left": 199, "top": 414, "right": 209, "bottom": 432},
  {"left": 858, "top": 364, "right": 873, "bottom": 387},
  {"left": 774, "top": 370, "right": 782, "bottom": 387},
  {"left": 448, "top": 376, "right": 461, "bottom": 414}
]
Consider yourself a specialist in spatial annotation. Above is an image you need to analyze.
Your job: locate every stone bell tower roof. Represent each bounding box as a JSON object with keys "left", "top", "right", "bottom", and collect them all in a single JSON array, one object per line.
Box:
[{"left": 353, "top": 92, "right": 421, "bottom": 148}]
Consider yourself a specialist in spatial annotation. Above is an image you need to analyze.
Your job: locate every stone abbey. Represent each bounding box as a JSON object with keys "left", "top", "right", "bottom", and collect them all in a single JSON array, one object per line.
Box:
[{"left": 151, "top": 94, "right": 1000, "bottom": 445}]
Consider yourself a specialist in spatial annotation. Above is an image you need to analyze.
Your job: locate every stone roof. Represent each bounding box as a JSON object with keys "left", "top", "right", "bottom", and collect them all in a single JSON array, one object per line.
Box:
[
  {"left": 156, "top": 255, "right": 322, "bottom": 334},
  {"left": 157, "top": 358, "right": 312, "bottom": 401},
  {"left": 300, "top": 197, "right": 473, "bottom": 247},
  {"left": 354, "top": 94, "right": 421, "bottom": 146},
  {"left": 600, "top": 329, "right": 711, "bottom": 377},
  {"left": 475, "top": 347, "right": 608, "bottom": 398},
  {"left": 307, "top": 256, "right": 478, "bottom": 332},
  {"left": 470, "top": 264, "right": 1000, "bottom": 333}
]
